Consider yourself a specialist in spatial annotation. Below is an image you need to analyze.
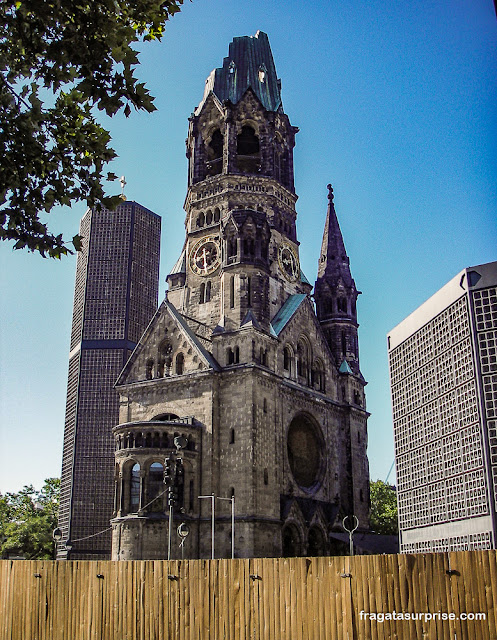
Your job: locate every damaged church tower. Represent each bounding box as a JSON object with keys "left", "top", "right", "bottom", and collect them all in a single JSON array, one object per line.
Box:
[{"left": 111, "top": 31, "right": 370, "bottom": 559}]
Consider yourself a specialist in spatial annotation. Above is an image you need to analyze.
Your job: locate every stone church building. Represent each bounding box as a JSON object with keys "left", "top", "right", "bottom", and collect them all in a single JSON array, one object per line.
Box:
[{"left": 111, "top": 31, "right": 370, "bottom": 560}]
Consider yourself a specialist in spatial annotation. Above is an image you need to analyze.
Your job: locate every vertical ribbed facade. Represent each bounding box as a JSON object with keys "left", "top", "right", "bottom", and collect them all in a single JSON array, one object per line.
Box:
[
  {"left": 58, "top": 201, "right": 160, "bottom": 559},
  {"left": 388, "top": 261, "right": 497, "bottom": 553}
]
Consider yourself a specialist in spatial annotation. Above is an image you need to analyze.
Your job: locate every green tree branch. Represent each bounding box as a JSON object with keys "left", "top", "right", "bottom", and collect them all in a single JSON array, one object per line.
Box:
[{"left": 0, "top": 0, "right": 183, "bottom": 258}]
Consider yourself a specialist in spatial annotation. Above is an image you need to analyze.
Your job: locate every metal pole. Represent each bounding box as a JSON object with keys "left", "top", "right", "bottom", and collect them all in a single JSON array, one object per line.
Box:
[
  {"left": 168, "top": 496, "right": 173, "bottom": 561},
  {"left": 217, "top": 496, "right": 235, "bottom": 559},
  {"left": 231, "top": 496, "right": 235, "bottom": 559},
  {"left": 199, "top": 494, "right": 216, "bottom": 559},
  {"left": 211, "top": 493, "right": 215, "bottom": 560}
]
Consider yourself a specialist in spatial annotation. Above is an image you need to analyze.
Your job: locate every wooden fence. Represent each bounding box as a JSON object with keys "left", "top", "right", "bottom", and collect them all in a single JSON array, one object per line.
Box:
[{"left": 1, "top": 551, "right": 496, "bottom": 639}]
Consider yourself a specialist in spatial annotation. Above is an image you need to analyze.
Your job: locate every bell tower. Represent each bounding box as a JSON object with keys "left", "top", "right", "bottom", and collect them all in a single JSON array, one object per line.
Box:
[{"left": 167, "top": 30, "right": 309, "bottom": 339}]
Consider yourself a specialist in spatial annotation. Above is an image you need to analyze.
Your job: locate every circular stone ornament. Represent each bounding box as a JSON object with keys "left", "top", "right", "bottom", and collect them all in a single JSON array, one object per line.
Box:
[
  {"left": 190, "top": 236, "right": 221, "bottom": 275},
  {"left": 278, "top": 242, "right": 300, "bottom": 282},
  {"left": 287, "top": 414, "right": 325, "bottom": 489}
]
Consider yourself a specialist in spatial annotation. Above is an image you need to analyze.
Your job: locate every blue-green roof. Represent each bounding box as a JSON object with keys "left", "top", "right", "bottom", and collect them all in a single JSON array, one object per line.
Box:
[
  {"left": 169, "top": 249, "right": 186, "bottom": 275},
  {"left": 270, "top": 294, "right": 307, "bottom": 336},
  {"left": 339, "top": 360, "right": 353, "bottom": 374},
  {"left": 197, "top": 31, "right": 282, "bottom": 113},
  {"left": 300, "top": 269, "right": 310, "bottom": 285}
]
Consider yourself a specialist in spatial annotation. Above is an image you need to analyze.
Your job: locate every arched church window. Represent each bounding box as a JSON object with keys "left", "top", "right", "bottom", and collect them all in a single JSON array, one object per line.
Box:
[
  {"left": 234, "top": 346, "right": 240, "bottom": 364},
  {"left": 243, "top": 236, "right": 255, "bottom": 257},
  {"left": 198, "top": 212, "right": 205, "bottom": 227},
  {"left": 130, "top": 463, "right": 140, "bottom": 513},
  {"left": 214, "top": 207, "right": 220, "bottom": 222},
  {"left": 199, "top": 283, "right": 205, "bottom": 304},
  {"left": 205, "top": 280, "right": 212, "bottom": 303},
  {"left": 175, "top": 353, "right": 184, "bottom": 375},
  {"left": 264, "top": 468, "right": 269, "bottom": 485},
  {"left": 207, "top": 129, "right": 223, "bottom": 176},
  {"left": 209, "top": 129, "right": 223, "bottom": 159},
  {"left": 230, "top": 428, "right": 235, "bottom": 444},
  {"left": 206, "top": 209, "right": 213, "bottom": 225},
  {"left": 283, "top": 346, "right": 292, "bottom": 373},
  {"left": 247, "top": 276, "right": 252, "bottom": 307},
  {"left": 228, "top": 236, "right": 237, "bottom": 260},
  {"left": 146, "top": 359, "right": 154, "bottom": 380},
  {"left": 313, "top": 360, "right": 325, "bottom": 392},
  {"left": 147, "top": 462, "right": 164, "bottom": 512},
  {"left": 297, "top": 340, "right": 309, "bottom": 383},
  {"left": 229, "top": 275, "right": 235, "bottom": 308},
  {"left": 237, "top": 125, "right": 259, "bottom": 155},
  {"left": 154, "top": 413, "right": 179, "bottom": 422},
  {"left": 341, "top": 332, "right": 347, "bottom": 357},
  {"left": 236, "top": 125, "right": 260, "bottom": 173},
  {"left": 338, "top": 297, "right": 347, "bottom": 313}
]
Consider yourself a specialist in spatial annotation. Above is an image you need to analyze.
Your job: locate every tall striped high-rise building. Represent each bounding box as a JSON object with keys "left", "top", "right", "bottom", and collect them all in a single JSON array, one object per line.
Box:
[
  {"left": 388, "top": 261, "right": 497, "bottom": 553},
  {"left": 58, "top": 201, "right": 160, "bottom": 559}
]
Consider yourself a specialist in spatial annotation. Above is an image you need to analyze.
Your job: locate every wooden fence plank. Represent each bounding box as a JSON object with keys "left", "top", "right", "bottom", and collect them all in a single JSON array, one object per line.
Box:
[
  {"left": 481, "top": 550, "right": 497, "bottom": 637},
  {"left": 1, "top": 551, "right": 497, "bottom": 640}
]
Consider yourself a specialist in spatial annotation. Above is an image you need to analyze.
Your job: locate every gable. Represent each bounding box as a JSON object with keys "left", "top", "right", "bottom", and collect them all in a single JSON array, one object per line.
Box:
[
  {"left": 117, "top": 300, "right": 220, "bottom": 387},
  {"left": 273, "top": 295, "right": 337, "bottom": 379}
]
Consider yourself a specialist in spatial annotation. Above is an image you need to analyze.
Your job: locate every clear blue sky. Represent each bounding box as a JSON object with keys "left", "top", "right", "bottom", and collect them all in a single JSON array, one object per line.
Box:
[{"left": 1, "top": 0, "right": 496, "bottom": 494}]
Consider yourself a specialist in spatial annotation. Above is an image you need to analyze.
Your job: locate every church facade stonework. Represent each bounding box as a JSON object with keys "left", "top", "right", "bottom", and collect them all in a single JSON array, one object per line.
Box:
[{"left": 111, "top": 31, "right": 370, "bottom": 560}]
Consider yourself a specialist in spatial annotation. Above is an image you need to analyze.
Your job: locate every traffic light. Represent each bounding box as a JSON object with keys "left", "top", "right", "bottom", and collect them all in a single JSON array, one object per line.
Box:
[
  {"left": 175, "top": 457, "right": 184, "bottom": 482},
  {"left": 164, "top": 457, "right": 172, "bottom": 485}
]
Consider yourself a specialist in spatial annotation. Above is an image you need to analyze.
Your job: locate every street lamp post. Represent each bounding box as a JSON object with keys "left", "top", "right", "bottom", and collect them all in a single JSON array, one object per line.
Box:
[{"left": 342, "top": 515, "right": 359, "bottom": 556}]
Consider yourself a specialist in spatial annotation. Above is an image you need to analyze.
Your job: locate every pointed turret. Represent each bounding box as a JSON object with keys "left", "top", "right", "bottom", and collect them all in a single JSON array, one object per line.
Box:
[{"left": 314, "top": 185, "right": 361, "bottom": 374}]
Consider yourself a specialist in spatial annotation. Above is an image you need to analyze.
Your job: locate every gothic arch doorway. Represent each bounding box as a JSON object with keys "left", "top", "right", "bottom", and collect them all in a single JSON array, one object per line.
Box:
[
  {"left": 282, "top": 523, "right": 302, "bottom": 557},
  {"left": 307, "top": 526, "right": 327, "bottom": 557}
]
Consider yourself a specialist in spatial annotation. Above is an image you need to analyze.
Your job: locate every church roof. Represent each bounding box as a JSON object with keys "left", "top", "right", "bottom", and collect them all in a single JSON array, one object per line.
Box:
[
  {"left": 196, "top": 31, "right": 282, "bottom": 114},
  {"left": 300, "top": 269, "right": 311, "bottom": 285},
  {"left": 270, "top": 294, "right": 307, "bottom": 336},
  {"left": 169, "top": 249, "right": 186, "bottom": 275},
  {"left": 339, "top": 359, "right": 354, "bottom": 374},
  {"left": 316, "top": 184, "right": 355, "bottom": 289}
]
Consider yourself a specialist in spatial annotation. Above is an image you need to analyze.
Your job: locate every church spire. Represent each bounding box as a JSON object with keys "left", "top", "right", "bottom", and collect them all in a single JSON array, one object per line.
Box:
[
  {"left": 314, "top": 185, "right": 361, "bottom": 374},
  {"left": 317, "top": 184, "right": 353, "bottom": 285}
]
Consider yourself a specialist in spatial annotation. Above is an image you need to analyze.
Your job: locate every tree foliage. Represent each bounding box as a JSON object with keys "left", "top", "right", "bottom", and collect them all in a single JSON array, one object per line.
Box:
[
  {"left": 0, "top": 0, "right": 183, "bottom": 258},
  {"left": 0, "top": 478, "right": 60, "bottom": 559},
  {"left": 369, "top": 479, "right": 398, "bottom": 536}
]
